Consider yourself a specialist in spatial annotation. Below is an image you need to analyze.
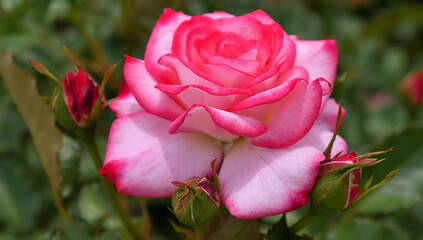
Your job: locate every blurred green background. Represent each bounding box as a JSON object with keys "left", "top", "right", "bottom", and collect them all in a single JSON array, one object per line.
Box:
[{"left": 0, "top": 0, "right": 423, "bottom": 239}]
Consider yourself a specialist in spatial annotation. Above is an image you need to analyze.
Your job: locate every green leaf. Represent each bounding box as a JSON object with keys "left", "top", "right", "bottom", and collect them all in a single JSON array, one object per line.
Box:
[
  {"left": 370, "top": 124, "right": 423, "bottom": 181},
  {"left": 62, "top": 221, "right": 92, "bottom": 240},
  {"left": 208, "top": 215, "right": 261, "bottom": 240},
  {"left": 139, "top": 200, "right": 151, "bottom": 239},
  {"left": 354, "top": 169, "right": 399, "bottom": 206},
  {"left": 98, "top": 229, "right": 121, "bottom": 240},
  {"left": 169, "top": 220, "right": 197, "bottom": 240},
  {"left": 267, "top": 215, "right": 311, "bottom": 240},
  {"left": 59, "top": 136, "right": 81, "bottom": 197},
  {"left": 0, "top": 161, "right": 41, "bottom": 232},
  {"left": 0, "top": 53, "right": 70, "bottom": 220},
  {"left": 329, "top": 217, "right": 410, "bottom": 240},
  {"left": 357, "top": 158, "right": 422, "bottom": 215},
  {"left": 0, "top": 93, "right": 26, "bottom": 153},
  {"left": 78, "top": 183, "right": 119, "bottom": 228}
]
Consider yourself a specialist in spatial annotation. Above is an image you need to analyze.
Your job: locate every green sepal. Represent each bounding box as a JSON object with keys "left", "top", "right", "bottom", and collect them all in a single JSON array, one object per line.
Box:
[
  {"left": 28, "top": 58, "right": 62, "bottom": 87},
  {"left": 87, "top": 62, "right": 119, "bottom": 125},
  {"left": 54, "top": 89, "right": 80, "bottom": 131},
  {"left": 171, "top": 185, "right": 219, "bottom": 227},
  {"left": 169, "top": 220, "right": 198, "bottom": 240},
  {"left": 323, "top": 102, "right": 343, "bottom": 160},
  {"left": 210, "top": 158, "right": 221, "bottom": 194},
  {"left": 349, "top": 168, "right": 399, "bottom": 208},
  {"left": 356, "top": 147, "right": 393, "bottom": 161},
  {"left": 311, "top": 167, "right": 355, "bottom": 212},
  {"left": 63, "top": 46, "right": 92, "bottom": 78}
]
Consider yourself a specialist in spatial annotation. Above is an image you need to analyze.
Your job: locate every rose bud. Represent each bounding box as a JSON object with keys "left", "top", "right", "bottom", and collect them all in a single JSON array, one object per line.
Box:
[
  {"left": 62, "top": 70, "right": 102, "bottom": 127},
  {"left": 310, "top": 152, "right": 361, "bottom": 212},
  {"left": 171, "top": 177, "right": 219, "bottom": 226},
  {"left": 51, "top": 70, "right": 104, "bottom": 131},
  {"left": 29, "top": 53, "right": 116, "bottom": 131},
  {"left": 400, "top": 69, "right": 423, "bottom": 107}
]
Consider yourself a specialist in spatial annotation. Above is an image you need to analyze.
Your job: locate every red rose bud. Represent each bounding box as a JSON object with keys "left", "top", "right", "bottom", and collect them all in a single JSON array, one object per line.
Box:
[
  {"left": 63, "top": 70, "right": 102, "bottom": 126},
  {"left": 29, "top": 51, "right": 117, "bottom": 131},
  {"left": 400, "top": 69, "right": 423, "bottom": 107},
  {"left": 54, "top": 70, "right": 104, "bottom": 129},
  {"left": 311, "top": 152, "right": 361, "bottom": 212},
  {"left": 171, "top": 177, "right": 219, "bottom": 226}
]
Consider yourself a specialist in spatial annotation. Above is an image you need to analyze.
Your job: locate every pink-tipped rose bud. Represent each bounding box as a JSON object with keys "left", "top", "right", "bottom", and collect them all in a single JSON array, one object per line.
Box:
[
  {"left": 54, "top": 70, "right": 104, "bottom": 130},
  {"left": 63, "top": 70, "right": 101, "bottom": 127},
  {"left": 310, "top": 152, "right": 361, "bottom": 212},
  {"left": 171, "top": 177, "right": 219, "bottom": 226},
  {"left": 400, "top": 69, "right": 423, "bottom": 107}
]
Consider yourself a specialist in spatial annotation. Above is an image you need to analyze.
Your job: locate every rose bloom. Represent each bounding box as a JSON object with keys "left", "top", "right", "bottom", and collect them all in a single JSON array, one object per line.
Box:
[
  {"left": 400, "top": 69, "right": 423, "bottom": 107},
  {"left": 100, "top": 9, "right": 347, "bottom": 218}
]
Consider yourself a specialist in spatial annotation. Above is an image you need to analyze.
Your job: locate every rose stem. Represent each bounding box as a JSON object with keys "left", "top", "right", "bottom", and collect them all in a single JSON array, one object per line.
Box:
[
  {"left": 77, "top": 130, "right": 144, "bottom": 240},
  {"left": 288, "top": 210, "right": 316, "bottom": 234}
]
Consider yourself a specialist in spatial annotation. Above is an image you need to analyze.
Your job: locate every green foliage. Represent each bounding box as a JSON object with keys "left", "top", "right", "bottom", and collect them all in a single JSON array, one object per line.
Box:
[
  {"left": 207, "top": 216, "right": 261, "bottom": 240},
  {"left": 0, "top": 0, "right": 422, "bottom": 239},
  {"left": 0, "top": 53, "right": 70, "bottom": 220}
]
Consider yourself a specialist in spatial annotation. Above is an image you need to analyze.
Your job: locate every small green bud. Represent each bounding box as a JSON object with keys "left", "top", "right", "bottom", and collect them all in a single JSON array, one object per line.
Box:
[
  {"left": 311, "top": 152, "right": 361, "bottom": 212},
  {"left": 171, "top": 177, "right": 219, "bottom": 226}
]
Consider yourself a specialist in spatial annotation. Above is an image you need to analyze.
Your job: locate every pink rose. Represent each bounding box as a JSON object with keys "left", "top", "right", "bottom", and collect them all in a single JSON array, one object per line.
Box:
[
  {"left": 100, "top": 9, "right": 348, "bottom": 218},
  {"left": 400, "top": 69, "right": 423, "bottom": 107}
]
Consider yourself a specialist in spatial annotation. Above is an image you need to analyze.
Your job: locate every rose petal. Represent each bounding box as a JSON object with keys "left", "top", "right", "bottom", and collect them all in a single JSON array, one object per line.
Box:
[
  {"left": 219, "top": 139, "right": 325, "bottom": 218},
  {"left": 124, "top": 55, "right": 185, "bottom": 121},
  {"left": 169, "top": 104, "right": 268, "bottom": 142},
  {"left": 172, "top": 15, "right": 215, "bottom": 63},
  {"left": 173, "top": 14, "right": 275, "bottom": 65},
  {"left": 199, "top": 53, "right": 261, "bottom": 75},
  {"left": 303, "top": 98, "right": 348, "bottom": 158},
  {"left": 159, "top": 54, "right": 223, "bottom": 87},
  {"left": 251, "top": 79, "right": 323, "bottom": 148},
  {"left": 242, "top": 60, "right": 294, "bottom": 90},
  {"left": 110, "top": 81, "right": 142, "bottom": 117},
  {"left": 155, "top": 83, "right": 253, "bottom": 110},
  {"left": 145, "top": 8, "right": 191, "bottom": 83},
  {"left": 293, "top": 38, "right": 338, "bottom": 88},
  {"left": 230, "top": 67, "right": 309, "bottom": 111},
  {"left": 303, "top": 128, "right": 348, "bottom": 158},
  {"left": 244, "top": 9, "right": 276, "bottom": 25},
  {"left": 313, "top": 98, "right": 346, "bottom": 132},
  {"left": 203, "top": 11, "right": 234, "bottom": 19},
  {"left": 100, "top": 111, "right": 222, "bottom": 197},
  {"left": 270, "top": 30, "right": 296, "bottom": 69},
  {"left": 195, "top": 62, "right": 255, "bottom": 88}
]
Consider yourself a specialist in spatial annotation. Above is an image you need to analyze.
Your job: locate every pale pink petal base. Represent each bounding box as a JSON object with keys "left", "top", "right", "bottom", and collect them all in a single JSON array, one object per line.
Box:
[
  {"left": 109, "top": 81, "right": 142, "bottom": 117},
  {"left": 303, "top": 98, "right": 348, "bottom": 157},
  {"left": 220, "top": 139, "right": 325, "bottom": 218},
  {"left": 169, "top": 104, "right": 268, "bottom": 142},
  {"left": 100, "top": 111, "right": 222, "bottom": 197},
  {"left": 303, "top": 128, "right": 348, "bottom": 158},
  {"left": 314, "top": 98, "right": 346, "bottom": 132}
]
